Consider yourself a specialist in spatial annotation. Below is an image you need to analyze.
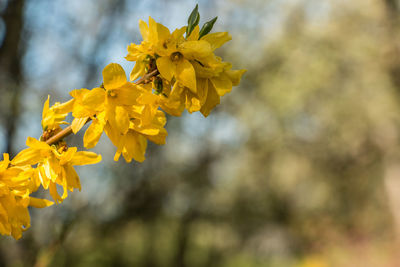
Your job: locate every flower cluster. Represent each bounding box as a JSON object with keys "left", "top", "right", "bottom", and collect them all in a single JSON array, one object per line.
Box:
[
  {"left": 68, "top": 64, "right": 167, "bottom": 162},
  {"left": 0, "top": 153, "right": 52, "bottom": 239},
  {"left": 126, "top": 16, "right": 246, "bottom": 117},
  {"left": 0, "top": 5, "right": 245, "bottom": 239}
]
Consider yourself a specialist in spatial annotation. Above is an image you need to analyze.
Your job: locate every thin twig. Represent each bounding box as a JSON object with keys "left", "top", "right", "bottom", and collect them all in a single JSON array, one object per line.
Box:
[
  {"left": 45, "top": 126, "right": 74, "bottom": 145},
  {"left": 135, "top": 69, "right": 159, "bottom": 84}
]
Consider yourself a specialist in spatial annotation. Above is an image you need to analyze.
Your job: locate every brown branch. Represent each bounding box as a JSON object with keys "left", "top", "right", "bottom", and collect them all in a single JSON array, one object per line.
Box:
[
  {"left": 45, "top": 126, "right": 74, "bottom": 145},
  {"left": 135, "top": 69, "right": 159, "bottom": 85},
  {"left": 45, "top": 69, "right": 159, "bottom": 145}
]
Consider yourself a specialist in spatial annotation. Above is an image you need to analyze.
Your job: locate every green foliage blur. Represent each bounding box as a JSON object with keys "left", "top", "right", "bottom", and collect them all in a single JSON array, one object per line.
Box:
[{"left": 1, "top": 0, "right": 400, "bottom": 266}]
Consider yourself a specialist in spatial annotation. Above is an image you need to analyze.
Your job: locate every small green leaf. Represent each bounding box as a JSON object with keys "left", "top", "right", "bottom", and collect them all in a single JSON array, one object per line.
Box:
[
  {"left": 199, "top": 16, "right": 218, "bottom": 39},
  {"left": 154, "top": 77, "right": 163, "bottom": 95},
  {"left": 186, "top": 4, "right": 200, "bottom": 37}
]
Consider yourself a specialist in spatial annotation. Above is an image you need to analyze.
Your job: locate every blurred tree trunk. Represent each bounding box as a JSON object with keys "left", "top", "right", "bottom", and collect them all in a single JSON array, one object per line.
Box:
[
  {"left": 0, "top": 0, "right": 25, "bottom": 156},
  {"left": 0, "top": 2, "right": 37, "bottom": 267},
  {"left": 174, "top": 210, "right": 196, "bottom": 267},
  {"left": 382, "top": 0, "right": 400, "bottom": 88},
  {"left": 381, "top": 1, "right": 400, "bottom": 262}
]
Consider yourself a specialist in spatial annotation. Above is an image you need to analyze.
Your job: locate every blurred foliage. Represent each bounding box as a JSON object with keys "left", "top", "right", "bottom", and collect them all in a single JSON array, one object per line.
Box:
[{"left": 1, "top": 0, "right": 400, "bottom": 266}]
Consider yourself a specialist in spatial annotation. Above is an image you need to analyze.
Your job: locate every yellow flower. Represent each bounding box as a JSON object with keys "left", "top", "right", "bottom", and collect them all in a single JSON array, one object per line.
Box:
[
  {"left": 127, "top": 18, "right": 213, "bottom": 93},
  {"left": 98, "top": 87, "right": 168, "bottom": 162},
  {"left": 69, "top": 63, "right": 168, "bottom": 162},
  {"left": 12, "top": 137, "right": 101, "bottom": 203},
  {"left": 105, "top": 108, "right": 167, "bottom": 162},
  {"left": 133, "top": 81, "right": 186, "bottom": 117},
  {"left": 126, "top": 17, "right": 172, "bottom": 81},
  {"left": 126, "top": 18, "right": 245, "bottom": 117},
  {"left": 196, "top": 62, "right": 246, "bottom": 117},
  {"left": 0, "top": 153, "right": 53, "bottom": 239},
  {"left": 157, "top": 57, "right": 246, "bottom": 117},
  {"left": 189, "top": 29, "right": 246, "bottom": 116},
  {"left": 41, "top": 95, "right": 73, "bottom": 131},
  {"left": 155, "top": 27, "right": 213, "bottom": 93},
  {"left": 70, "top": 63, "right": 142, "bottom": 148}
]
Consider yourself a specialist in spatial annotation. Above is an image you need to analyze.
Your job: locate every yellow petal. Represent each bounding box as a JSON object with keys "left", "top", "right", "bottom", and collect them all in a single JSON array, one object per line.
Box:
[
  {"left": 185, "top": 91, "right": 202, "bottom": 113},
  {"left": 53, "top": 99, "right": 74, "bottom": 114},
  {"left": 126, "top": 43, "right": 141, "bottom": 61},
  {"left": 210, "top": 73, "right": 233, "bottom": 96},
  {"left": 59, "top": 147, "right": 77, "bottom": 165},
  {"left": 26, "top": 137, "right": 50, "bottom": 150},
  {"left": 192, "top": 60, "right": 217, "bottom": 78},
  {"left": 116, "top": 106, "right": 130, "bottom": 134},
  {"left": 83, "top": 116, "right": 105, "bottom": 149},
  {"left": 156, "top": 21, "right": 171, "bottom": 43},
  {"left": 154, "top": 110, "right": 167, "bottom": 126},
  {"left": 130, "top": 60, "right": 146, "bottom": 81},
  {"left": 104, "top": 122, "right": 125, "bottom": 162},
  {"left": 82, "top": 87, "right": 105, "bottom": 112},
  {"left": 11, "top": 148, "right": 43, "bottom": 166},
  {"left": 65, "top": 164, "right": 81, "bottom": 191},
  {"left": 71, "top": 90, "right": 94, "bottom": 117},
  {"left": 187, "top": 25, "right": 200, "bottom": 41},
  {"left": 60, "top": 173, "right": 69, "bottom": 200},
  {"left": 137, "top": 91, "right": 158, "bottom": 106},
  {"left": 38, "top": 166, "right": 50, "bottom": 189},
  {"left": 146, "top": 128, "right": 168, "bottom": 145},
  {"left": 179, "top": 40, "right": 212, "bottom": 60},
  {"left": 49, "top": 182, "right": 63, "bottom": 203},
  {"left": 196, "top": 78, "right": 209, "bottom": 105},
  {"left": 148, "top": 17, "right": 159, "bottom": 44},
  {"left": 156, "top": 57, "right": 176, "bottom": 81},
  {"left": 70, "top": 151, "right": 102, "bottom": 166},
  {"left": 71, "top": 117, "right": 89, "bottom": 134},
  {"left": 46, "top": 156, "right": 60, "bottom": 183},
  {"left": 114, "top": 150, "right": 123, "bottom": 162},
  {"left": 70, "top": 88, "right": 90, "bottom": 100},
  {"left": 139, "top": 19, "right": 149, "bottom": 42},
  {"left": 102, "top": 63, "right": 127, "bottom": 90},
  {"left": 225, "top": 69, "right": 246, "bottom": 86},
  {"left": 29, "top": 197, "right": 53, "bottom": 208},
  {"left": 134, "top": 126, "right": 160, "bottom": 136},
  {"left": 123, "top": 131, "right": 147, "bottom": 162},
  {"left": 159, "top": 84, "right": 185, "bottom": 116},
  {"left": 171, "top": 26, "right": 186, "bottom": 41},
  {"left": 42, "top": 95, "right": 50, "bottom": 121},
  {"left": 138, "top": 105, "right": 153, "bottom": 126},
  {"left": 2, "top": 153, "right": 9, "bottom": 162},
  {"left": 200, "top": 81, "right": 220, "bottom": 117},
  {"left": 104, "top": 122, "right": 119, "bottom": 147},
  {"left": 0, "top": 153, "right": 10, "bottom": 171},
  {"left": 177, "top": 59, "right": 197, "bottom": 93},
  {"left": 201, "top": 32, "right": 232, "bottom": 50},
  {"left": 114, "top": 83, "right": 141, "bottom": 105}
]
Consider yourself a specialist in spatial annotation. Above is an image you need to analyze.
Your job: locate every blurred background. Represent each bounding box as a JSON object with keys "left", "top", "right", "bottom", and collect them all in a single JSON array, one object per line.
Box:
[{"left": 1, "top": 0, "right": 400, "bottom": 266}]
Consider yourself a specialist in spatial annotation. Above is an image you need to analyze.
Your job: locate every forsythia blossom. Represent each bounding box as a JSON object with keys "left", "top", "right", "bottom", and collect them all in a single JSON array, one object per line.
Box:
[
  {"left": 0, "top": 6, "right": 245, "bottom": 239},
  {"left": 69, "top": 63, "right": 167, "bottom": 162},
  {"left": 41, "top": 96, "right": 73, "bottom": 132},
  {"left": 0, "top": 154, "right": 52, "bottom": 239},
  {"left": 12, "top": 138, "right": 101, "bottom": 203},
  {"left": 126, "top": 17, "right": 246, "bottom": 116}
]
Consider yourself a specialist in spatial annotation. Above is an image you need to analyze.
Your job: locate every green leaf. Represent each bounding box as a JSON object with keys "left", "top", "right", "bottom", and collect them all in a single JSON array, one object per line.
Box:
[
  {"left": 186, "top": 4, "right": 200, "bottom": 37},
  {"left": 199, "top": 16, "right": 218, "bottom": 39}
]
